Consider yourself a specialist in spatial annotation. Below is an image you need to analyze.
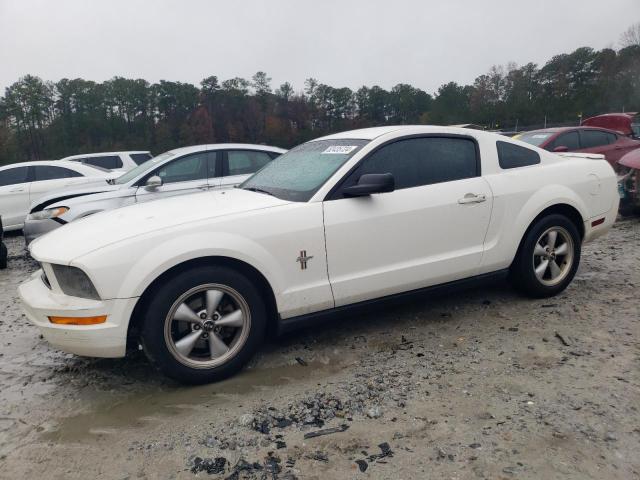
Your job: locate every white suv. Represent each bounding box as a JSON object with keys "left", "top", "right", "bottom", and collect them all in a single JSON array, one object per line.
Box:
[{"left": 60, "top": 151, "right": 152, "bottom": 172}]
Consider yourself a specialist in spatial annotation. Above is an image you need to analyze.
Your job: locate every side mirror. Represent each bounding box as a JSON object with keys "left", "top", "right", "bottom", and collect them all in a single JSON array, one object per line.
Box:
[
  {"left": 342, "top": 173, "right": 395, "bottom": 197},
  {"left": 145, "top": 175, "right": 163, "bottom": 190},
  {"left": 553, "top": 145, "right": 569, "bottom": 153}
]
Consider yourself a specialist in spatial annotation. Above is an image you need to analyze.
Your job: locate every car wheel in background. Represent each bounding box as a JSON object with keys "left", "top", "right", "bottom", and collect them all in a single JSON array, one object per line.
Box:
[
  {"left": 140, "top": 265, "right": 267, "bottom": 384},
  {"left": 510, "top": 214, "right": 581, "bottom": 298},
  {"left": 0, "top": 216, "right": 7, "bottom": 269}
]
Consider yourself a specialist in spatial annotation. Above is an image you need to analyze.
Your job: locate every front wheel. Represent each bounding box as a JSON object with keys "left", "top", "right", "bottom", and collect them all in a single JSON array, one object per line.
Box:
[
  {"left": 510, "top": 214, "right": 581, "bottom": 298},
  {"left": 140, "top": 266, "right": 267, "bottom": 384}
]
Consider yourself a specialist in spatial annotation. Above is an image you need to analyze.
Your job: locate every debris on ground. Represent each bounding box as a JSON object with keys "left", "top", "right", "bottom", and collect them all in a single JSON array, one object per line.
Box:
[
  {"left": 555, "top": 331, "right": 571, "bottom": 346},
  {"left": 303, "top": 424, "right": 349, "bottom": 439}
]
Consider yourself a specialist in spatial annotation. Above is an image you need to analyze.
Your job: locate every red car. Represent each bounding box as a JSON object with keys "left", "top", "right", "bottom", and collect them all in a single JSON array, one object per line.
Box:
[
  {"left": 515, "top": 126, "right": 640, "bottom": 168},
  {"left": 582, "top": 112, "right": 639, "bottom": 137}
]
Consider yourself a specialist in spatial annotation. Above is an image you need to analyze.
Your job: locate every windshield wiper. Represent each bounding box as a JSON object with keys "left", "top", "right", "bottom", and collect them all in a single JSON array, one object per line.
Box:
[{"left": 241, "top": 186, "right": 275, "bottom": 197}]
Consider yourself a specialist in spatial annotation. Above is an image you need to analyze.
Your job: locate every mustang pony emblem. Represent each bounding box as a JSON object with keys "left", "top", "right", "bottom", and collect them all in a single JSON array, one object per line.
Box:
[{"left": 296, "top": 250, "right": 313, "bottom": 270}]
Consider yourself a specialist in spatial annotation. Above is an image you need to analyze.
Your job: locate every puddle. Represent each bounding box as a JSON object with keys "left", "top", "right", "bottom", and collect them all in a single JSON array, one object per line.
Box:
[{"left": 41, "top": 358, "right": 344, "bottom": 443}]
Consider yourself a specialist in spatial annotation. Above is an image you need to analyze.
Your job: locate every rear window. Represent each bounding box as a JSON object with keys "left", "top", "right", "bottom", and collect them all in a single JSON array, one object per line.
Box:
[
  {"left": 130, "top": 153, "right": 152, "bottom": 165},
  {"left": 497, "top": 141, "right": 541, "bottom": 169},
  {"left": 84, "top": 155, "right": 123, "bottom": 170}
]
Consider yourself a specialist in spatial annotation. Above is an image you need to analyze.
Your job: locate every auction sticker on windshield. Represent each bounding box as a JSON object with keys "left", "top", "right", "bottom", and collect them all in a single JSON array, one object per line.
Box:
[{"left": 322, "top": 145, "right": 358, "bottom": 154}]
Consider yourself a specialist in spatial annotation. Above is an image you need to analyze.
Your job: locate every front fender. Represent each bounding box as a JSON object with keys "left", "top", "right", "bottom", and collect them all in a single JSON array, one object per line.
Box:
[{"left": 73, "top": 230, "right": 284, "bottom": 304}]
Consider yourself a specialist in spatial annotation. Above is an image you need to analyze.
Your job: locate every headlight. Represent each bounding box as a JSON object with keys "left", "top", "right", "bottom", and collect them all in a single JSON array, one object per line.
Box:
[
  {"left": 51, "top": 264, "right": 100, "bottom": 300},
  {"left": 27, "top": 207, "right": 69, "bottom": 221}
]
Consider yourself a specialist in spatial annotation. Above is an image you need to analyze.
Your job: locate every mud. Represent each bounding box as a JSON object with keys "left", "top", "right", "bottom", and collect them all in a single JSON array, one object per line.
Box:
[{"left": 0, "top": 219, "right": 638, "bottom": 479}]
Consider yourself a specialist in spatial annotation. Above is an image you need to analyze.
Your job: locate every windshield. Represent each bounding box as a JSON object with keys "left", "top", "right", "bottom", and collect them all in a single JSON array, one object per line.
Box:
[
  {"left": 516, "top": 132, "right": 554, "bottom": 146},
  {"left": 240, "top": 139, "right": 368, "bottom": 201},
  {"left": 114, "top": 151, "right": 175, "bottom": 185}
]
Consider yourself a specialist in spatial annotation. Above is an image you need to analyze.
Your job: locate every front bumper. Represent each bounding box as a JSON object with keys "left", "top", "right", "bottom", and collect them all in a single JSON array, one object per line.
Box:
[
  {"left": 19, "top": 270, "right": 139, "bottom": 358},
  {"left": 23, "top": 218, "right": 61, "bottom": 247}
]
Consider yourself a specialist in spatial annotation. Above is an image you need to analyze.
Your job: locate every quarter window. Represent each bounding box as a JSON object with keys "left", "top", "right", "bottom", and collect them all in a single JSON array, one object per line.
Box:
[
  {"left": 83, "top": 155, "right": 123, "bottom": 169},
  {"left": 0, "top": 166, "right": 30, "bottom": 187},
  {"left": 580, "top": 130, "right": 613, "bottom": 148},
  {"left": 130, "top": 153, "right": 152, "bottom": 165},
  {"left": 550, "top": 131, "right": 580, "bottom": 151},
  {"left": 497, "top": 141, "right": 541, "bottom": 169},
  {"left": 347, "top": 137, "right": 478, "bottom": 191},
  {"left": 34, "top": 165, "right": 82, "bottom": 181},
  {"left": 226, "top": 150, "right": 273, "bottom": 176},
  {"left": 153, "top": 152, "right": 208, "bottom": 184}
]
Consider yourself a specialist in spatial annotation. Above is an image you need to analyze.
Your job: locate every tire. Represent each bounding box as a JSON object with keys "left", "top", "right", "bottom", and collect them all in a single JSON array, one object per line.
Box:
[
  {"left": 0, "top": 243, "right": 7, "bottom": 269},
  {"left": 510, "top": 214, "right": 581, "bottom": 298},
  {"left": 140, "top": 265, "right": 267, "bottom": 384}
]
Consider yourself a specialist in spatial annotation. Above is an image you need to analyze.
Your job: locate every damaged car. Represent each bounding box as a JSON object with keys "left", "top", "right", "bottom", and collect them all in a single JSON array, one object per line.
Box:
[{"left": 19, "top": 126, "right": 619, "bottom": 384}]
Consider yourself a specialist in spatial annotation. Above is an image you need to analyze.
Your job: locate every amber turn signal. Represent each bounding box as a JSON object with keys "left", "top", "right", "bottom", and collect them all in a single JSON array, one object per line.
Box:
[{"left": 48, "top": 315, "right": 107, "bottom": 325}]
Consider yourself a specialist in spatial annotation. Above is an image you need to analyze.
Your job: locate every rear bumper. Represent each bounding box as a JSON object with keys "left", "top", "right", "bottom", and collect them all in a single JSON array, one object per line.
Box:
[
  {"left": 23, "top": 218, "right": 60, "bottom": 246},
  {"left": 583, "top": 195, "right": 620, "bottom": 243},
  {"left": 18, "top": 270, "right": 138, "bottom": 358}
]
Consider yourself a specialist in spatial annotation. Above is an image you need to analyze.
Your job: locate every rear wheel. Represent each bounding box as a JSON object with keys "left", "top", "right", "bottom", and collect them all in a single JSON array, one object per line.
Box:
[
  {"left": 510, "top": 214, "right": 581, "bottom": 298},
  {"left": 140, "top": 266, "right": 267, "bottom": 384},
  {"left": 0, "top": 242, "right": 7, "bottom": 269}
]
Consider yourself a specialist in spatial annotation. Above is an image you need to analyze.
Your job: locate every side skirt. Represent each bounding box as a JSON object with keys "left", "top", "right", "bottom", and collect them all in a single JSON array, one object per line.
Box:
[{"left": 276, "top": 269, "right": 510, "bottom": 336}]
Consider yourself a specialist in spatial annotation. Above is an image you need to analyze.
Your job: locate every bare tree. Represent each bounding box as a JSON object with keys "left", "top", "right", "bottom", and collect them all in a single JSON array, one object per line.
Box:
[{"left": 620, "top": 22, "right": 640, "bottom": 47}]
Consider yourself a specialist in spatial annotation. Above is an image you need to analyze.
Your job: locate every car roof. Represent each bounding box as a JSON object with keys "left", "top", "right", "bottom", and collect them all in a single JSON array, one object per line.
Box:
[
  {"left": 165, "top": 144, "right": 287, "bottom": 156},
  {"left": 314, "top": 125, "right": 489, "bottom": 141},
  {"left": 0, "top": 159, "right": 102, "bottom": 170},
  {"left": 60, "top": 151, "right": 151, "bottom": 161},
  {"left": 520, "top": 126, "right": 619, "bottom": 135}
]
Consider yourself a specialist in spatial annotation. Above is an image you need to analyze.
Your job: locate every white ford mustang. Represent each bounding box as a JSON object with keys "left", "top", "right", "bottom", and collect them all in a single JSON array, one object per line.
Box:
[{"left": 19, "top": 126, "right": 619, "bottom": 383}]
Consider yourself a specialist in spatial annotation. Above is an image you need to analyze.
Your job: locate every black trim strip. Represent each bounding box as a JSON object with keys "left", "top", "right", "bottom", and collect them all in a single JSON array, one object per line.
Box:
[
  {"left": 276, "top": 269, "right": 509, "bottom": 335},
  {"left": 30, "top": 191, "right": 107, "bottom": 213}
]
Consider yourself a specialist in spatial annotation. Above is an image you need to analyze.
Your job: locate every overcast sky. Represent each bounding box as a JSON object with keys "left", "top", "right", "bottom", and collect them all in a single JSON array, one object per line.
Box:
[{"left": 1, "top": 0, "right": 638, "bottom": 95}]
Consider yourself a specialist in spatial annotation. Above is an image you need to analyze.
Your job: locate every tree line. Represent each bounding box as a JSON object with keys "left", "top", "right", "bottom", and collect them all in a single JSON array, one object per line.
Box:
[{"left": 1, "top": 37, "right": 639, "bottom": 165}]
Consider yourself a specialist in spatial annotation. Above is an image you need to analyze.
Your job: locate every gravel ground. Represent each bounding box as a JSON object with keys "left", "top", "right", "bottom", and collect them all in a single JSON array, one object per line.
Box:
[{"left": 0, "top": 219, "right": 638, "bottom": 479}]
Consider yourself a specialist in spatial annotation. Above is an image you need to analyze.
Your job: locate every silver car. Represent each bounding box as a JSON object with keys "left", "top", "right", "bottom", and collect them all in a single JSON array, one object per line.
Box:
[{"left": 24, "top": 144, "right": 285, "bottom": 245}]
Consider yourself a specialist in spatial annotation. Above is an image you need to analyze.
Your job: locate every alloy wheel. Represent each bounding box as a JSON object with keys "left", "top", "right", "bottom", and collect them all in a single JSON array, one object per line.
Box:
[
  {"left": 164, "top": 284, "right": 251, "bottom": 369},
  {"left": 532, "top": 226, "right": 575, "bottom": 287}
]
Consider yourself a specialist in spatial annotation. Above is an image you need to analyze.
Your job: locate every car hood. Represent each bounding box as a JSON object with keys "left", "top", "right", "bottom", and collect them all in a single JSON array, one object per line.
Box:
[
  {"left": 29, "top": 188, "right": 291, "bottom": 263},
  {"left": 30, "top": 181, "right": 122, "bottom": 212}
]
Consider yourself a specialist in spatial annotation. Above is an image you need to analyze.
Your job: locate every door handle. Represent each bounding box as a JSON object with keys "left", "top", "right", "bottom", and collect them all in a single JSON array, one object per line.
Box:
[
  {"left": 10, "top": 188, "right": 25, "bottom": 192},
  {"left": 458, "top": 193, "right": 487, "bottom": 204},
  {"left": 197, "top": 185, "right": 209, "bottom": 190}
]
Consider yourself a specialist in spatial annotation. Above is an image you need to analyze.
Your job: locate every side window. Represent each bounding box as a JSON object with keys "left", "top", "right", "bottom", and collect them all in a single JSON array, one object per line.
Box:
[
  {"left": 84, "top": 155, "right": 123, "bottom": 169},
  {"left": 606, "top": 132, "right": 618, "bottom": 144},
  {"left": 497, "top": 141, "right": 541, "bottom": 169},
  {"left": 34, "top": 165, "right": 83, "bottom": 181},
  {"left": 226, "top": 150, "right": 274, "bottom": 176},
  {"left": 347, "top": 137, "right": 478, "bottom": 191},
  {"left": 580, "top": 130, "right": 612, "bottom": 149},
  {"left": 130, "top": 153, "right": 152, "bottom": 165},
  {"left": 550, "top": 131, "right": 580, "bottom": 151},
  {"left": 0, "top": 166, "right": 30, "bottom": 187},
  {"left": 153, "top": 152, "right": 208, "bottom": 184}
]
